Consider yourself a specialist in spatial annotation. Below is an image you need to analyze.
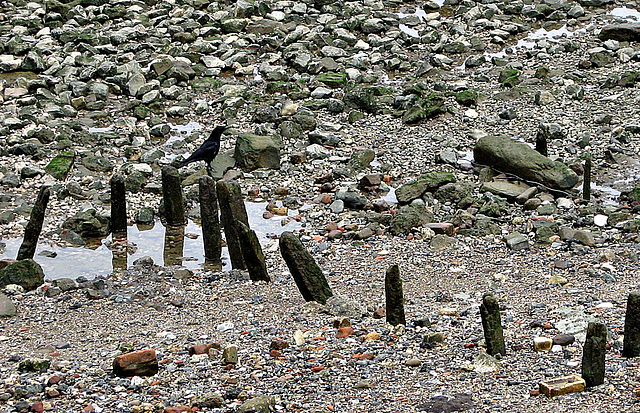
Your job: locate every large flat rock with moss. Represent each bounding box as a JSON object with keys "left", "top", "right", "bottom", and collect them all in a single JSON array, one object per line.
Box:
[
  {"left": 234, "top": 133, "right": 281, "bottom": 171},
  {"left": 396, "top": 171, "right": 456, "bottom": 204},
  {"left": 474, "top": 135, "right": 579, "bottom": 190}
]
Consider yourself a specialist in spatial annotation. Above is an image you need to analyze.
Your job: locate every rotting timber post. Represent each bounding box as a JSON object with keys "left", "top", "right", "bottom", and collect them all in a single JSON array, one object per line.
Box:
[
  {"left": 110, "top": 173, "right": 127, "bottom": 234},
  {"left": 161, "top": 166, "right": 186, "bottom": 226},
  {"left": 216, "top": 179, "right": 249, "bottom": 270},
  {"left": 198, "top": 175, "right": 222, "bottom": 263},
  {"left": 385, "top": 265, "right": 406, "bottom": 326},
  {"left": 480, "top": 293, "right": 506, "bottom": 357},
  {"left": 17, "top": 185, "right": 50, "bottom": 261},
  {"left": 279, "top": 231, "right": 333, "bottom": 304}
]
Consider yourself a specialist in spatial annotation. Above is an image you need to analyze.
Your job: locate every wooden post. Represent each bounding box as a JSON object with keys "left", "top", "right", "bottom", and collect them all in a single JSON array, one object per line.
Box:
[
  {"left": 199, "top": 176, "right": 222, "bottom": 263},
  {"left": 110, "top": 174, "right": 127, "bottom": 234},
  {"left": 216, "top": 179, "right": 249, "bottom": 270},
  {"left": 623, "top": 292, "right": 640, "bottom": 358},
  {"left": 385, "top": 265, "right": 405, "bottom": 326},
  {"left": 535, "top": 133, "right": 547, "bottom": 157},
  {"left": 480, "top": 293, "right": 506, "bottom": 356},
  {"left": 237, "top": 221, "right": 270, "bottom": 282},
  {"left": 161, "top": 166, "right": 185, "bottom": 226},
  {"left": 279, "top": 231, "right": 333, "bottom": 304},
  {"left": 583, "top": 153, "right": 591, "bottom": 202},
  {"left": 582, "top": 322, "right": 607, "bottom": 387},
  {"left": 17, "top": 186, "right": 50, "bottom": 261}
]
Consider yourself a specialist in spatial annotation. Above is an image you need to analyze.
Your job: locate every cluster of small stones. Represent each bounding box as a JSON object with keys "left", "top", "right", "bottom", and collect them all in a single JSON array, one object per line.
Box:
[{"left": 2, "top": 0, "right": 640, "bottom": 411}]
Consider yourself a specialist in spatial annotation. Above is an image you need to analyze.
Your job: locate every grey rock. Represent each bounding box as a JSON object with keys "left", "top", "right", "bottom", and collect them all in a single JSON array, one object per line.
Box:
[
  {"left": 505, "top": 232, "right": 529, "bottom": 251},
  {"left": 234, "top": 134, "right": 281, "bottom": 170},
  {"left": 237, "top": 395, "right": 276, "bottom": 413},
  {"left": 62, "top": 209, "right": 110, "bottom": 237},
  {"left": 0, "top": 293, "right": 17, "bottom": 317},
  {"left": 335, "top": 188, "right": 367, "bottom": 209},
  {"left": 324, "top": 295, "right": 366, "bottom": 318}
]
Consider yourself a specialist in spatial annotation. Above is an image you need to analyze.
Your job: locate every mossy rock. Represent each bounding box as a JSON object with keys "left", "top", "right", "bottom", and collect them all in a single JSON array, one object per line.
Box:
[
  {"left": 402, "top": 105, "right": 426, "bottom": 124},
  {"left": 499, "top": 68, "right": 520, "bottom": 87},
  {"left": 316, "top": 72, "right": 348, "bottom": 88},
  {"left": 234, "top": 133, "right": 281, "bottom": 171},
  {"left": 344, "top": 86, "right": 377, "bottom": 113},
  {"left": 455, "top": 89, "right": 478, "bottom": 106},
  {"left": 190, "top": 78, "right": 224, "bottom": 91},
  {"left": 0, "top": 259, "right": 45, "bottom": 291},
  {"left": 396, "top": 171, "right": 456, "bottom": 204},
  {"left": 45, "top": 150, "right": 75, "bottom": 180},
  {"left": 388, "top": 205, "right": 434, "bottom": 235}
]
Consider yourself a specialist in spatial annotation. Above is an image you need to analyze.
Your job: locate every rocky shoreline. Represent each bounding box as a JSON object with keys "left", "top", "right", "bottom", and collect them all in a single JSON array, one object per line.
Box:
[{"left": 2, "top": 0, "right": 640, "bottom": 411}]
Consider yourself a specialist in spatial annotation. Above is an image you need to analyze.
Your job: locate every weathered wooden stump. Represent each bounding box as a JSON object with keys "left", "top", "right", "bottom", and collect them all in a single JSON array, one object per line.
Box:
[
  {"left": 17, "top": 186, "right": 50, "bottom": 261},
  {"left": 237, "top": 222, "right": 270, "bottom": 282},
  {"left": 623, "top": 292, "right": 640, "bottom": 358},
  {"left": 161, "top": 166, "right": 185, "bottom": 226},
  {"left": 535, "top": 133, "right": 548, "bottom": 157},
  {"left": 583, "top": 153, "right": 591, "bottom": 202},
  {"left": 110, "top": 174, "right": 127, "bottom": 234},
  {"left": 279, "top": 231, "right": 333, "bottom": 304},
  {"left": 216, "top": 179, "right": 249, "bottom": 270},
  {"left": 199, "top": 176, "right": 222, "bottom": 263},
  {"left": 582, "top": 322, "right": 607, "bottom": 387},
  {"left": 480, "top": 293, "right": 506, "bottom": 356},
  {"left": 385, "top": 264, "right": 405, "bottom": 326}
]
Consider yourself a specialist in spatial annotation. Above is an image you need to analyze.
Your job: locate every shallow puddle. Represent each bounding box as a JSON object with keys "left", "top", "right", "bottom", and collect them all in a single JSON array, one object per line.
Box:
[{"left": 0, "top": 203, "right": 301, "bottom": 280}]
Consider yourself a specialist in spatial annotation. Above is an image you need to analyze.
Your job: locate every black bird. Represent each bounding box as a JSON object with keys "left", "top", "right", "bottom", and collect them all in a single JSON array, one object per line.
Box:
[{"left": 178, "top": 125, "right": 229, "bottom": 170}]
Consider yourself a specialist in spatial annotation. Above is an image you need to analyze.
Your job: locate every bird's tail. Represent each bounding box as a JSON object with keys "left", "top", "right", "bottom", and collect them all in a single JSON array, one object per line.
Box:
[{"left": 178, "top": 158, "right": 193, "bottom": 168}]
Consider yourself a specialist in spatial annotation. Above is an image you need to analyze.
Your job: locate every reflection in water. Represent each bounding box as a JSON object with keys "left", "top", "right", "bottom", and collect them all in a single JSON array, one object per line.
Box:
[
  {"left": 163, "top": 225, "right": 186, "bottom": 267},
  {"left": 0, "top": 203, "right": 302, "bottom": 280},
  {"left": 111, "top": 231, "right": 128, "bottom": 270}
]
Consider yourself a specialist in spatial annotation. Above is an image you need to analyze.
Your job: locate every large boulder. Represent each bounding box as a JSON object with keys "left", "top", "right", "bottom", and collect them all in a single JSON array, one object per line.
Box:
[
  {"left": 234, "top": 134, "right": 281, "bottom": 171},
  {"left": 473, "top": 135, "right": 578, "bottom": 190},
  {"left": 0, "top": 259, "right": 45, "bottom": 291},
  {"left": 599, "top": 23, "right": 640, "bottom": 42}
]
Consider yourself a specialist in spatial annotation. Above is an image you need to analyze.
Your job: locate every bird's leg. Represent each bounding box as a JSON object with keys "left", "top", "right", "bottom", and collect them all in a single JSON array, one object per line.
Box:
[{"left": 206, "top": 164, "right": 214, "bottom": 178}]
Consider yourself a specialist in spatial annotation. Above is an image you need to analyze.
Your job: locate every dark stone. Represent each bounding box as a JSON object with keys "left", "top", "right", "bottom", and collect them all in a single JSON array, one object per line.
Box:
[{"left": 623, "top": 292, "right": 640, "bottom": 357}]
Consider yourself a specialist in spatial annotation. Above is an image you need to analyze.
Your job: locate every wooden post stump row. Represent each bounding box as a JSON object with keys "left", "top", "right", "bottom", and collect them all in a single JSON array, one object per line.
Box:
[
  {"left": 216, "top": 179, "right": 249, "bottom": 270},
  {"left": 385, "top": 264, "right": 405, "bottom": 326},
  {"left": 198, "top": 176, "right": 222, "bottom": 262},
  {"left": 623, "top": 292, "right": 640, "bottom": 358},
  {"left": 17, "top": 186, "right": 50, "bottom": 261},
  {"left": 480, "top": 293, "right": 506, "bottom": 357},
  {"left": 110, "top": 173, "right": 127, "bottom": 234},
  {"left": 582, "top": 322, "right": 607, "bottom": 387},
  {"left": 161, "top": 166, "right": 185, "bottom": 226},
  {"left": 279, "top": 231, "right": 333, "bottom": 304}
]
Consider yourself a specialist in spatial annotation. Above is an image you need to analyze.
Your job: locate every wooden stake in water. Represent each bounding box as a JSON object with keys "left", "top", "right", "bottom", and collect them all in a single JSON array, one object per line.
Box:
[
  {"left": 198, "top": 176, "right": 222, "bottom": 262},
  {"left": 216, "top": 179, "right": 249, "bottom": 270},
  {"left": 17, "top": 186, "right": 50, "bottom": 261},
  {"left": 480, "top": 293, "right": 506, "bottom": 356},
  {"left": 623, "top": 292, "right": 640, "bottom": 358},
  {"left": 279, "top": 231, "right": 333, "bottom": 304},
  {"left": 110, "top": 174, "right": 127, "bottom": 234},
  {"left": 582, "top": 322, "right": 607, "bottom": 387},
  {"left": 385, "top": 265, "right": 406, "bottom": 326},
  {"left": 161, "top": 166, "right": 185, "bottom": 226}
]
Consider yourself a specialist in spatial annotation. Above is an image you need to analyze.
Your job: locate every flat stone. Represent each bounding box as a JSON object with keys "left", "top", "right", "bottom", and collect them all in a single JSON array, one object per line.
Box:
[
  {"left": 505, "top": 232, "right": 529, "bottom": 251},
  {"left": 482, "top": 181, "right": 528, "bottom": 200},
  {"left": 539, "top": 374, "right": 585, "bottom": 397}
]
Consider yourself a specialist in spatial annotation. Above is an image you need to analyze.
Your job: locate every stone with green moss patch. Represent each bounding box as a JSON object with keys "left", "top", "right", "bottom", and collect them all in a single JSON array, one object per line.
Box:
[
  {"left": 45, "top": 151, "right": 75, "bottom": 180},
  {"left": 396, "top": 171, "right": 456, "bottom": 204},
  {"left": 316, "top": 72, "right": 348, "bottom": 88}
]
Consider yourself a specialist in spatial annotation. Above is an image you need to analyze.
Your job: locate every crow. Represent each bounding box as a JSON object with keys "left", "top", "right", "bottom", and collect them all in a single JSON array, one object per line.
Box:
[{"left": 178, "top": 125, "right": 229, "bottom": 170}]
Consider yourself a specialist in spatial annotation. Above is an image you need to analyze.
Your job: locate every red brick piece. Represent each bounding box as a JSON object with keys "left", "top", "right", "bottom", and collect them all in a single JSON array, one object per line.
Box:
[{"left": 113, "top": 349, "right": 158, "bottom": 377}]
